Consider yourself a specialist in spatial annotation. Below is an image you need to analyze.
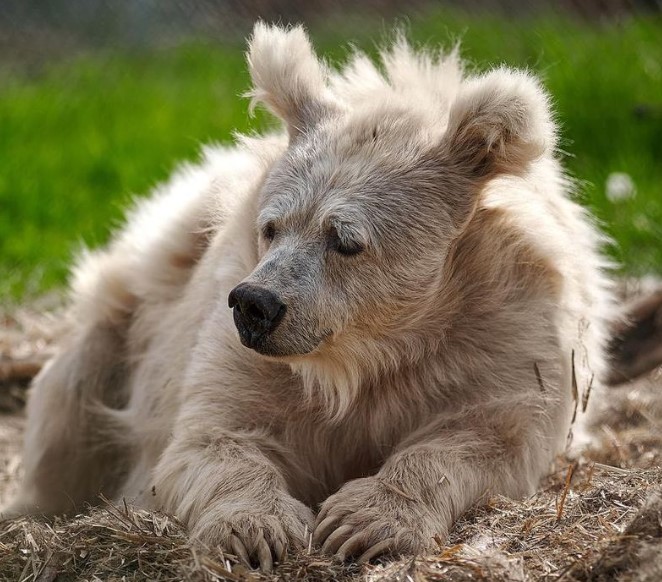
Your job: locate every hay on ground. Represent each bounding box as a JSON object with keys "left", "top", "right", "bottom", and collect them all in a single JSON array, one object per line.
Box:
[{"left": 2, "top": 293, "right": 662, "bottom": 581}]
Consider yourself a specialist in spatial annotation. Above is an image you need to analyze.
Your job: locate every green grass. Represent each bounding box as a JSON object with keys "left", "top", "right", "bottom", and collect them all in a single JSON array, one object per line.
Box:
[{"left": 2, "top": 9, "right": 661, "bottom": 300}]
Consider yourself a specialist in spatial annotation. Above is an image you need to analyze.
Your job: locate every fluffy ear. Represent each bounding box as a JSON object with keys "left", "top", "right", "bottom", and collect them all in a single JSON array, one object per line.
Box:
[
  {"left": 247, "top": 23, "right": 333, "bottom": 139},
  {"left": 443, "top": 68, "right": 557, "bottom": 180}
]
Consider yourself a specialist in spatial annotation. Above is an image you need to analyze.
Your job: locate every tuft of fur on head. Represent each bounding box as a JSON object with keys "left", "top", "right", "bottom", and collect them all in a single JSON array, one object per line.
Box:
[
  {"left": 247, "top": 24, "right": 554, "bottom": 182},
  {"left": 247, "top": 22, "right": 335, "bottom": 139},
  {"left": 327, "top": 34, "right": 463, "bottom": 120}
]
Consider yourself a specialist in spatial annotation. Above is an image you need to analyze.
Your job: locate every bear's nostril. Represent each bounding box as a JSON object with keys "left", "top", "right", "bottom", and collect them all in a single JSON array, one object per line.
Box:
[
  {"left": 228, "top": 283, "right": 287, "bottom": 344},
  {"left": 244, "top": 302, "right": 265, "bottom": 321},
  {"left": 227, "top": 289, "right": 239, "bottom": 309}
]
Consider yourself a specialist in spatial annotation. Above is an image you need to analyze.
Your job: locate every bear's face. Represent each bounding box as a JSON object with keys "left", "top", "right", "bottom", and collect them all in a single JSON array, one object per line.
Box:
[
  {"left": 228, "top": 24, "right": 554, "bottom": 359},
  {"left": 231, "top": 111, "right": 475, "bottom": 358}
]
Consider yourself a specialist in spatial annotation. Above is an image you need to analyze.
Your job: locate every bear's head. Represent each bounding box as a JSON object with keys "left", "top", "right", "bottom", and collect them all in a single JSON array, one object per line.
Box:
[{"left": 228, "top": 23, "right": 556, "bottom": 405}]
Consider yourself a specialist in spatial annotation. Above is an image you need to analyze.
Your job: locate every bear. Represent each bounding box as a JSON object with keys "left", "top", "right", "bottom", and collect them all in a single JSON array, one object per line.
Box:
[{"left": 3, "top": 23, "right": 614, "bottom": 571}]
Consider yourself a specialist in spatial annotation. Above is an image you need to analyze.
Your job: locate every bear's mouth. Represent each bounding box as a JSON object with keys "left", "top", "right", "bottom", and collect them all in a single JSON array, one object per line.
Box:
[
  {"left": 233, "top": 312, "right": 332, "bottom": 359},
  {"left": 235, "top": 328, "right": 286, "bottom": 357},
  {"left": 232, "top": 309, "right": 285, "bottom": 356}
]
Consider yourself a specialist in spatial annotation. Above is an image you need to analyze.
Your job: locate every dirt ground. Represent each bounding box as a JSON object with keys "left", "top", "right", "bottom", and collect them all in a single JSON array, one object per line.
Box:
[{"left": 1, "top": 301, "right": 662, "bottom": 581}]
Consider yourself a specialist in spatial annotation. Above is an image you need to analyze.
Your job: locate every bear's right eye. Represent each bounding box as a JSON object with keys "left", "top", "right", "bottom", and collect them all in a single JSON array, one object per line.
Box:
[{"left": 262, "top": 223, "right": 276, "bottom": 241}]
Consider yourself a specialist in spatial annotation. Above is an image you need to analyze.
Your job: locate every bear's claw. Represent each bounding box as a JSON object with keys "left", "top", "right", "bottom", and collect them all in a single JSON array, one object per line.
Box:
[{"left": 313, "top": 476, "right": 432, "bottom": 563}]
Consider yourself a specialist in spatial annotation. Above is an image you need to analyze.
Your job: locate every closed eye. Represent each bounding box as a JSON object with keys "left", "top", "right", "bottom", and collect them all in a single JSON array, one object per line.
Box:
[
  {"left": 262, "top": 222, "right": 276, "bottom": 241},
  {"left": 328, "top": 227, "right": 364, "bottom": 256}
]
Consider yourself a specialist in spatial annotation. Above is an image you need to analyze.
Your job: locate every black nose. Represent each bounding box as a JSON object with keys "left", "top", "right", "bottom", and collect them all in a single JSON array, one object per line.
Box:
[{"left": 228, "top": 283, "right": 287, "bottom": 347}]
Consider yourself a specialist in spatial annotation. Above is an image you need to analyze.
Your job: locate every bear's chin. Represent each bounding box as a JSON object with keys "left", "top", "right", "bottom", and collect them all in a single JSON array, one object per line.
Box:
[{"left": 236, "top": 332, "right": 323, "bottom": 359}]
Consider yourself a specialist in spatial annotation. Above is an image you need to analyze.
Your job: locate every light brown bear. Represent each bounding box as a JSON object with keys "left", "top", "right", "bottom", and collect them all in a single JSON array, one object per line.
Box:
[{"left": 3, "top": 23, "right": 614, "bottom": 570}]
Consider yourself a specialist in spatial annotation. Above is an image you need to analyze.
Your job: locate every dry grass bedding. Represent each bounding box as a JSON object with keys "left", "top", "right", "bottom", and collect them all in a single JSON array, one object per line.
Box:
[{"left": 2, "top": 296, "right": 662, "bottom": 581}]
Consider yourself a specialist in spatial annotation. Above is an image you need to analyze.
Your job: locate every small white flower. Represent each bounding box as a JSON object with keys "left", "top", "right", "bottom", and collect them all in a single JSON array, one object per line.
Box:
[{"left": 606, "top": 172, "right": 636, "bottom": 202}]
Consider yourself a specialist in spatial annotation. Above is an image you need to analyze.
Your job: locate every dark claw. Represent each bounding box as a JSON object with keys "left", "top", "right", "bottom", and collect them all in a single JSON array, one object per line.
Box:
[
  {"left": 313, "top": 513, "right": 343, "bottom": 546},
  {"left": 230, "top": 534, "right": 251, "bottom": 568},
  {"left": 256, "top": 529, "right": 273, "bottom": 572},
  {"left": 357, "top": 537, "right": 396, "bottom": 564},
  {"left": 336, "top": 530, "right": 369, "bottom": 562},
  {"left": 321, "top": 524, "right": 354, "bottom": 554}
]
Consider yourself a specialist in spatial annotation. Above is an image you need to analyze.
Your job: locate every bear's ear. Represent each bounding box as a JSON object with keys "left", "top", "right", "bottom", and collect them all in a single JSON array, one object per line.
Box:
[
  {"left": 443, "top": 68, "right": 556, "bottom": 180},
  {"left": 247, "top": 23, "right": 333, "bottom": 140}
]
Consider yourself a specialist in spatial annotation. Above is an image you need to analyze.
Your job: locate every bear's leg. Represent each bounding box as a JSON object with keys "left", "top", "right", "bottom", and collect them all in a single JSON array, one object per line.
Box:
[
  {"left": 314, "top": 394, "right": 557, "bottom": 563},
  {"left": 1, "top": 322, "right": 132, "bottom": 519},
  {"left": 148, "top": 426, "right": 314, "bottom": 572}
]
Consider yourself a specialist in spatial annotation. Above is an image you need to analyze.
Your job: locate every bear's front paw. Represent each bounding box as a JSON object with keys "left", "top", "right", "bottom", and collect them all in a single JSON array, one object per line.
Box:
[
  {"left": 313, "top": 476, "right": 445, "bottom": 564},
  {"left": 191, "top": 497, "right": 314, "bottom": 572}
]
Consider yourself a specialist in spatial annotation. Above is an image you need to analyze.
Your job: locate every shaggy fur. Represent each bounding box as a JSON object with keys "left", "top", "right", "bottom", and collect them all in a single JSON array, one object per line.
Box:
[{"left": 2, "top": 23, "right": 614, "bottom": 570}]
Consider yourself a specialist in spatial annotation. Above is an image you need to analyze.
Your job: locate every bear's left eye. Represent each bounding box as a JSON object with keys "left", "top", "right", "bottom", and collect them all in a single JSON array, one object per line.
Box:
[
  {"left": 328, "top": 228, "right": 364, "bottom": 257},
  {"left": 262, "top": 222, "right": 276, "bottom": 241}
]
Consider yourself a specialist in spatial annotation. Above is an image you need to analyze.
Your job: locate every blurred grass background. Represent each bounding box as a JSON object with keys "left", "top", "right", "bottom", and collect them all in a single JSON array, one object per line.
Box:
[{"left": 1, "top": 2, "right": 661, "bottom": 300}]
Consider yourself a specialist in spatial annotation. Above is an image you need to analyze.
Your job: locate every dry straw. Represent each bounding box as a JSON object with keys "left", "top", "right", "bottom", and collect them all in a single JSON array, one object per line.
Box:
[{"left": 2, "top": 301, "right": 662, "bottom": 581}]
